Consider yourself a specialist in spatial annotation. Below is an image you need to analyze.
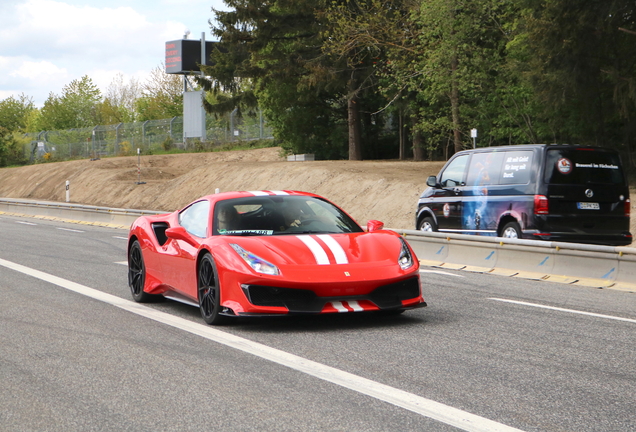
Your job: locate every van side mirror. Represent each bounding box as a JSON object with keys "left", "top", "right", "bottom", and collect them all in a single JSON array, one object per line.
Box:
[
  {"left": 367, "top": 220, "right": 385, "bottom": 232},
  {"left": 426, "top": 176, "right": 439, "bottom": 188}
]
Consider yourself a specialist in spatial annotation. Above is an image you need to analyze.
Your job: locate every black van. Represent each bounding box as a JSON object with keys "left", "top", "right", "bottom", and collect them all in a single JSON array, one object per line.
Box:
[{"left": 416, "top": 144, "right": 632, "bottom": 246}]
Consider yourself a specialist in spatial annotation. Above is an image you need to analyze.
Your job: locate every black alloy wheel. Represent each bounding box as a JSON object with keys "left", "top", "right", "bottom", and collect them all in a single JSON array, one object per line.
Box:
[
  {"left": 198, "top": 254, "right": 225, "bottom": 325},
  {"left": 128, "top": 240, "right": 153, "bottom": 302}
]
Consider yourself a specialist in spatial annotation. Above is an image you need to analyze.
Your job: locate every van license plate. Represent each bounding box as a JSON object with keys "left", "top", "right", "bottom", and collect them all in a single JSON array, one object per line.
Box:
[{"left": 577, "top": 202, "right": 600, "bottom": 210}]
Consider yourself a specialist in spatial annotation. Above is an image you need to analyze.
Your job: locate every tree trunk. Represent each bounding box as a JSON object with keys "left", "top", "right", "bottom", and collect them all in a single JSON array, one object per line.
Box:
[
  {"left": 413, "top": 127, "right": 425, "bottom": 161},
  {"left": 399, "top": 111, "right": 405, "bottom": 160},
  {"left": 348, "top": 75, "right": 363, "bottom": 161},
  {"left": 450, "top": 54, "right": 462, "bottom": 155}
]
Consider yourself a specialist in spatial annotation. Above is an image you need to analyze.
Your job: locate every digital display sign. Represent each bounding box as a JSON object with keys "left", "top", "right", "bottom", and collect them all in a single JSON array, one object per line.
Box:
[{"left": 165, "top": 40, "right": 218, "bottom": 74}]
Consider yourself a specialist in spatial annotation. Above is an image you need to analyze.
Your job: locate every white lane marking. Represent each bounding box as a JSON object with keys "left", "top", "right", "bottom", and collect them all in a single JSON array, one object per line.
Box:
[
  {"left": 56, "top": 227, "right": 84, "bottom": 233},
  {"left": 0, "top": 256, "right": 522, "bottom": 432},
  {"left": 420, "top": 269, "right": 465, "bottom": 278},
  {"left": 114, "top": 261, "right": 128, "bottom": 266},
  {"left": 15, "top": 221, "right": 37, "bottom": 226},
  {"left": 113, "top": 236, "right": 128, "bottom": 240},
  {"left": 490, "top": 298, "right": 636, "bottom": 324},
  {"left": 317, "top": 235, "right": 348, "bottom": 264},
  {"left": 298, "top": 235, "right": 330, "bottom": 265}
]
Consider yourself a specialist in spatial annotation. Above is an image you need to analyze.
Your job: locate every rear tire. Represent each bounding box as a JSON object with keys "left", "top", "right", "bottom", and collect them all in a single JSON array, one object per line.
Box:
[
  {"left": 501, "top": 221, "right": 522, "bottom": 239},
  {"left": 418, "top": 216, "right": 438, "bottom": 232},
  {"left": 128, "top": 240, "right": 155, "bottom": 302}
]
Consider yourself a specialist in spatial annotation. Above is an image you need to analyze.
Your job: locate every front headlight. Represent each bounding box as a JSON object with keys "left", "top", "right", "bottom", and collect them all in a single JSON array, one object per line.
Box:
[
  {"left": 398, "top": 237, "right": 415, "bottom": 270},
  {"left": 230, "top": 243, "right": 280, "bottom": 275}
]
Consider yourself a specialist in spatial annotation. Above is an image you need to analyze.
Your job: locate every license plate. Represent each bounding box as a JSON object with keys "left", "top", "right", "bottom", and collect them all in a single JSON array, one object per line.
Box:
[{"left": 577, "top": 202, "right": 600, "bottom": 210}]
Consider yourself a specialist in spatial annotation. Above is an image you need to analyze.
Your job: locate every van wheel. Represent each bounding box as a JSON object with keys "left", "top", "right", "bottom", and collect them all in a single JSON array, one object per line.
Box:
[
  {"left": 418, "top": 216, "right": 438, "bottom": 232},
  {"left": 501, "top": 222, "right": 522, "bottom": 239}
]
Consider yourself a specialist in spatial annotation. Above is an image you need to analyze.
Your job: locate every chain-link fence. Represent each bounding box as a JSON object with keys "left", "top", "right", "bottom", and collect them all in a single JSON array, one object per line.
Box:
[{"left": 22, "top": 111, "right": 273, "bottom": 161}]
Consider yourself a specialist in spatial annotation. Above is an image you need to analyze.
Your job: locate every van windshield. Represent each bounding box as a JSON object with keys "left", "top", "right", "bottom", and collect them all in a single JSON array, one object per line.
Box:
[{"left": 544, "top": 149, "right": 624, "bottom": 185}]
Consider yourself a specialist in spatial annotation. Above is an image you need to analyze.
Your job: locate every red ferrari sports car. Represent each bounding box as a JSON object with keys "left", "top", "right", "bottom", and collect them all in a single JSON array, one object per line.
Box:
[{"left": 127, "top": 190, "right": 426, "bottom": 324}]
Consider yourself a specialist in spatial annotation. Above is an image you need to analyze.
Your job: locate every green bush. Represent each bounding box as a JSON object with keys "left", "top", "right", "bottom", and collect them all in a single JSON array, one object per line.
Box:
[{"left": 0, "top": 128, "right": 29, "bottom": 167}]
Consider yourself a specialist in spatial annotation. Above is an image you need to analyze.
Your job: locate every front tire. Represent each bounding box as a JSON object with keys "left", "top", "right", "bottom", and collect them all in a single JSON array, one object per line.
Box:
[
  {"left": 198, "top": 254, "right": 225, "bottom": 325},
  {"left": 418, "top": 216, "right": 438, "bottom": 232},
  {"left": 501, "top": 221, "right": 522, "bottom": 239},
  {"left": 128, "top": 240, "right": 154, "bottom": 302}
]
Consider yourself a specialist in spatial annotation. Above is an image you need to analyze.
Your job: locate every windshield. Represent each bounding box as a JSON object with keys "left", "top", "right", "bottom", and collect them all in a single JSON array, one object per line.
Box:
[
  {"left": 544, "top": 148, "right": 625, "bottom": 185},
  {"left": 213, "top": 196, "right": 363, "bottom": 236}
]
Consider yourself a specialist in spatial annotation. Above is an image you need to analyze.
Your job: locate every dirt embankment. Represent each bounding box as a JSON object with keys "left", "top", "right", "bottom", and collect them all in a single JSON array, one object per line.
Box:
[
  {"left": 1, "top": 146, "right": 634, "bottom": 234},
  {"left": 0, "top": 147, "right": 445, "bottom": 229}
]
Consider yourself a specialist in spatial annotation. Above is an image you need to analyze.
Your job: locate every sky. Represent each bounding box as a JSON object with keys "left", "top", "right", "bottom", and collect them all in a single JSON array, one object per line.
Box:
[{"left": 0, "top": 0, "right": 231, "bottom": 106}]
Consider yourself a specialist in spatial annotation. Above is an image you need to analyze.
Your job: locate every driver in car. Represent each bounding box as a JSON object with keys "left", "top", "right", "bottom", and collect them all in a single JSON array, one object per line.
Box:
[
  {"left": 217, "top": 205, "right": 240, "bottom": 233},
  {"left": 282, "top": 201, "right": 306, "bottom": 229}
]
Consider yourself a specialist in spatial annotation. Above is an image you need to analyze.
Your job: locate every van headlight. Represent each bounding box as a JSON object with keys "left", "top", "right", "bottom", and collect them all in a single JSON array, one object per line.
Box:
[
  {"left": 398, "top": 237, "right": 415, "bottom": 270},
  {"left": 230, "top": 243, "right": 280, "bottom": 275}
]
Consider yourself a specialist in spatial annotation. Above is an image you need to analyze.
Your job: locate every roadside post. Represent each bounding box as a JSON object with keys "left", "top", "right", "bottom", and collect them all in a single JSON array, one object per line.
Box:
[
  {"left": 136, "top": 148, "right": 146, "bottom": 185},
  {"left": 471, "top": 128, "right": 477, "bottom": 148},
  {"left": 65, "top": 180, "right": 70, "bottom": 203}
]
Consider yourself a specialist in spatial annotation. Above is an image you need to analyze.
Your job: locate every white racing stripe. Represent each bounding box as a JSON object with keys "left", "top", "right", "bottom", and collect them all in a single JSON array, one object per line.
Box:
[
  {"left": 0, "top": 256, "right": 523, "bottom": 432},
  {"left": 317, "top": 235, "right": 348, "bottom": 264},
  {"left": 330, "top": 301, "right": 364, "bottom": 313},
  {"left": 347, "top": 300, "right": 364, "bottom": 312},
  {"left": 298, "top": 235, "right": 330, "bottom": 265},
  {"left": 331, "top": 301, "right": 349, "bottom": 313},
  {"left": 248, "top": 190, "right": 289, "bottom": 196}
]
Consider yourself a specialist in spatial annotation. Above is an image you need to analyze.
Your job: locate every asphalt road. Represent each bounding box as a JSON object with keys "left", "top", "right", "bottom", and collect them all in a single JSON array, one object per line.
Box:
[{"left": 1, "top": 213, "right": 635, "bottom": 432}]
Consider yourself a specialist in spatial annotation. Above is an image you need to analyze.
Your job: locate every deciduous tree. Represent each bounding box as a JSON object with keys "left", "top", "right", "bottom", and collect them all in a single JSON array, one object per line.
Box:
[
  {"left": 0, "top": 94, "right": 35, "bottom": 133},
  {"left": 37, "top": 75, "right": 102, "bottom": 131},
  {"left": 135, "top": 64, "right": 183, "bottom": 121}
]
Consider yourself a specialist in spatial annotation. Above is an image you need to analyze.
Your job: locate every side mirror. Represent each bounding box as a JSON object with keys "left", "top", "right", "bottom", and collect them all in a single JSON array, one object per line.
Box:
[
  {"left": 367, "top": 220, "right": 385, "bottom": 232},
  {"left": 426, "top": 175, "right": 438, "bottom": 188},
  {"left": 165, "top": 226, "right": 198, "bottom": 247}
]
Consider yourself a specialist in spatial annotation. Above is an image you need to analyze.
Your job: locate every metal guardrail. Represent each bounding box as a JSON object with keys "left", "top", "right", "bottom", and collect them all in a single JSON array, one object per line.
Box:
[
  {"left": 0, "top": 198, "right": 162, "bottom": 228},
  {"left": 394, "top": 229, "right": 636, "bottom": 292},
  {"left": 2, "top": 197, "right": 634, "bottom": 293}
]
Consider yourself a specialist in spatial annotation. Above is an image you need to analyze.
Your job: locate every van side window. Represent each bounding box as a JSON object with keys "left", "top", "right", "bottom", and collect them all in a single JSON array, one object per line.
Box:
[
  {"left": 465, "top": 152, "right": 504, "bottom": 187},
  {"left": 500, "top": 151, "right": 533, "bottom": 185},
  {"left": 439, "top": 154, "right": 469, "bottom": 187}
]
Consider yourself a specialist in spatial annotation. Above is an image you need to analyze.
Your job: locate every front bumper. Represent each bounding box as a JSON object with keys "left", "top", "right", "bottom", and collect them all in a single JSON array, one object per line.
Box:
[{"left": 237, "top": 276, "right": 425, "bottom": 315}]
